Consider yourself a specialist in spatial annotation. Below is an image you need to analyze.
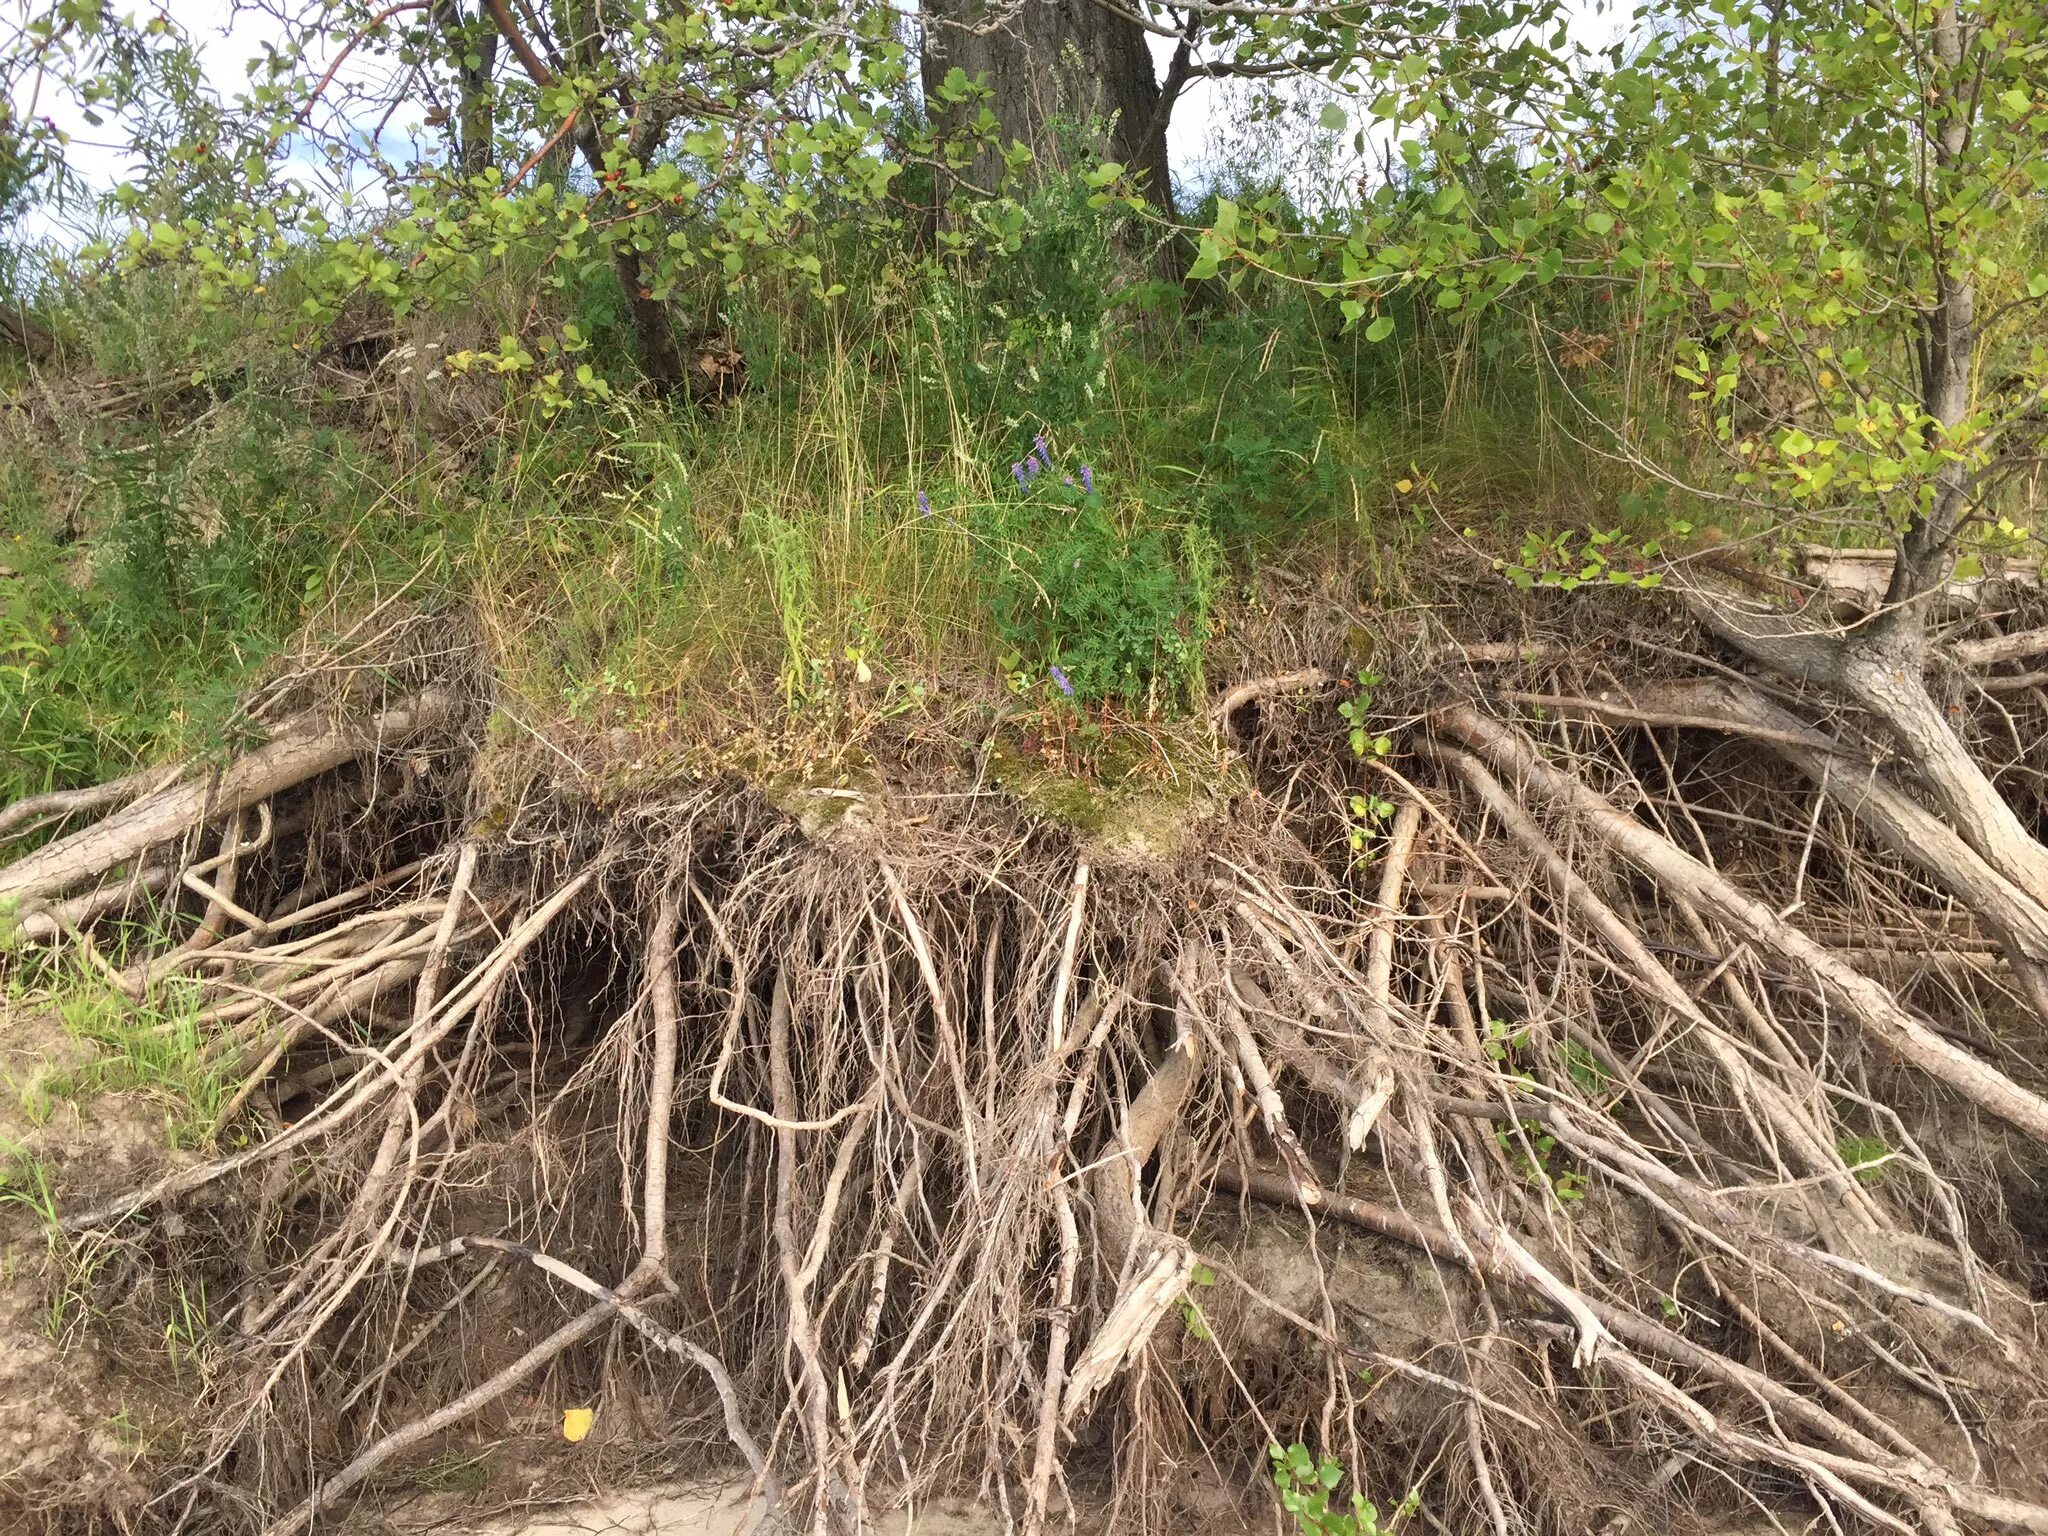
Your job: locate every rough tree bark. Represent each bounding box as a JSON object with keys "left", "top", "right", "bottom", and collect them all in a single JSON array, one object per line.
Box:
[{"left": 920, "top": 0, "right": 1175, "bottom": 214}]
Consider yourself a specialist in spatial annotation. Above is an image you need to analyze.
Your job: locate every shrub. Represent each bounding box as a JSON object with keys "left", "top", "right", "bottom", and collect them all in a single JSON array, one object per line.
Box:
[{"left": 977, "top": 442, "right": 1217, "bottom": 713}]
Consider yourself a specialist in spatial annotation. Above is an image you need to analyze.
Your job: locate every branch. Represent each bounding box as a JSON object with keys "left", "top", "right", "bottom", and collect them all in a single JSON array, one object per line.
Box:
[
  {"left": 1210, "top": 668, "right": 1339, "bottom": 728},
  {"left": 294, "top": 2, "right": 432, "bottom": 126},
  {"left": 1950, "top": 624, "right": 2048, "bottom": 670},
  {"left": 506, "top": 106, "right": 576, "bottom": 185},
  {"left": 480, "top": 0, "right": 555, "bottom": 89},
  {"left": 1495, "top": 689, "right": 1865, "bottom": 756},
  {"left": 0, "top": 764, "right": 178, "bottom": 843},
  {"left": 1143, "top": 16, "right": 1199, "bottom": 148}
]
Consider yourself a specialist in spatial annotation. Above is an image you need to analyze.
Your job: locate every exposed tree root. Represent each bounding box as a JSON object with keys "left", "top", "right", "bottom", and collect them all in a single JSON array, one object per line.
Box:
[
  {"left": 7, "top": 635, "right": 2048, "bottom": 1536},
  {"left": 1439, "top": 703, "right": 2048, "bottom": 1143},
  {"left": 1, "top": 689, "right": 457, "bottom": 909}
]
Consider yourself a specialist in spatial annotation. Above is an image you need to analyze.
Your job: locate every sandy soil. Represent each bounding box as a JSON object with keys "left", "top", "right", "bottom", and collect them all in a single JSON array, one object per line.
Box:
[{"left": 384, "top": 1481, "right": 1007, "bottom": 1535}]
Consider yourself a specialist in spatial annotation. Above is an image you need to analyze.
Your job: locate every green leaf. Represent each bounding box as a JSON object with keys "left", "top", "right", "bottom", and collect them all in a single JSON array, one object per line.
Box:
[
  {"left": 1779, "top": 427, "right": 1815, "bottom": 457},
  {"left": 1320, "top": 102, "right": 1348, "bottom": 132},
  {"left": 1838, "top": 1135, "right": 1890, "bottom": 1185},
  {"left": 1364, "top": 314, "right": 1396, "bottom": 343},
  {"left": 1584, "top": 209, "right": 1615, "bottom": 236}
]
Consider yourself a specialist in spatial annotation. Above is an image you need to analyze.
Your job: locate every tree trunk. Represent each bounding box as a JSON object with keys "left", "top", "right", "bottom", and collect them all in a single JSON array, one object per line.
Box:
[
  {"left": 611, "top": 246, "right": 690, "bottom": 395},
  {"left": 458, "top": 28, "right": 497, "bottom": 179},
  {"left": 1835, "top": 637, "right": 2048, "bottom": 911},
  {"left": 921, "top": 0, "right": 1174, "bottom": 215},
  {"left": 434, "top": 0, "right": 497, "bottom": 181},
  {"left": 1682, "top": 584, "right": 2048, "bottom": 924},
  {"left": 1883, "top": 0, "right": 1975, "bottom": 616},
  {"left": 1683, "top": 10, "right": 2048, "bottom": 931}
]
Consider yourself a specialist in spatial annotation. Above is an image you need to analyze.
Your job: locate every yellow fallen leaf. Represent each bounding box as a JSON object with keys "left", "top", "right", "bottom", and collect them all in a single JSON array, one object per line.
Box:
[
  {"left": 562, "top": 1406, "right": 595, "bottom": 1443},
  {"left": 1395, "top": 478, "right": 1414, "bottom": 494}
]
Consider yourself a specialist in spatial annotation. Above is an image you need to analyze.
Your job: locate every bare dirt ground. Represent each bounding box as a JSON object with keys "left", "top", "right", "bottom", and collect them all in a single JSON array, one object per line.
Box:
[
  {"left": 372, "top": 1482, "right": 1009, "bottom": 1536},
  {"left": 0, "top": 997, "right": 194, "bottom": 1520}
]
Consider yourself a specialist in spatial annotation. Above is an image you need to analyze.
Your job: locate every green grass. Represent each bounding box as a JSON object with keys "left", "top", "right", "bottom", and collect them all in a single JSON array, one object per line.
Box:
[
  {"left": 160, "top": 1270, "right": 216, "bottom": 1385},
  {"left": 450, "top": 272, "right": 1422, "bottom": 758},
  {"left": 0, "top": 1139, "right": 59, "bottom": 1228},
  {"left": 5, "top": 958, "right": 233, "bottom": 1150},
  {"left": 411, "top": 1447, "right": 498, "bottom": 1492},
  {"left": 1837, "top": 1134, "right": 1894, "bottom": 1186},
  {"left": 0, "top": 391, "right": 439, "bottom": 802},
  {"left": 0, "top": 168, "right": 1693, "bottom": 811}
]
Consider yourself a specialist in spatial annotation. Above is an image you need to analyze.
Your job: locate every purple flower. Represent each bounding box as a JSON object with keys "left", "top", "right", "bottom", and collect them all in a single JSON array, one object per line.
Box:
[
  {"left": 917, "top": 489, "right": 932, "bottom": 517},
  {"left": 1026, "top": 452, "right": 1044, "bottom": 479},
  {"left": 1062, "top": 476, "right": 1074, "bottom": 486},
  {"left": 1080, "top": 465, "right": 1094, "bottom": 494},
  {"left": 1049, "top": 665, "right": 1075, "bottom": 697},
  {"left": 1034, "top": 433, "right": 1052, "bottom": 465},
  {"left": 1012, "top": 462, "right": 1027, "bottom": 488}
]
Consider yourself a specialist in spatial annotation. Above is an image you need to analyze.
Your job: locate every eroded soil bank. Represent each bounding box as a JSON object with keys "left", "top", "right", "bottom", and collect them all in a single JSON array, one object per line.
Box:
[{"left": 6, "top": 583, "right": 2048, "bottom": 1536}]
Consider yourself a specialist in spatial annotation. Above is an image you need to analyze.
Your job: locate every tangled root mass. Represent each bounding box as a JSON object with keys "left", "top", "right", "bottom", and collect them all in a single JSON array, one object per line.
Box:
[{"left": 6, "top": 612, "right": 2048, "bottom": 1536}]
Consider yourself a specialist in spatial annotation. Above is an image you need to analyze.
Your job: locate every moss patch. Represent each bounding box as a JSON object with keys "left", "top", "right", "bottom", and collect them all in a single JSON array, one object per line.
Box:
[{"left": 988, "top": 724, "right": 1241, "bottom": 864}]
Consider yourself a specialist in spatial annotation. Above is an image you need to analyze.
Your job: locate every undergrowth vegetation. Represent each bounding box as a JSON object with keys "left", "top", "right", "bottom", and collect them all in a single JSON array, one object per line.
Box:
[
  {"left": 2, "top": 167, "right": 1675, "bottom": 809},
  {"left": 0, "top": 387, "right": 424, "bottom": 798}
]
